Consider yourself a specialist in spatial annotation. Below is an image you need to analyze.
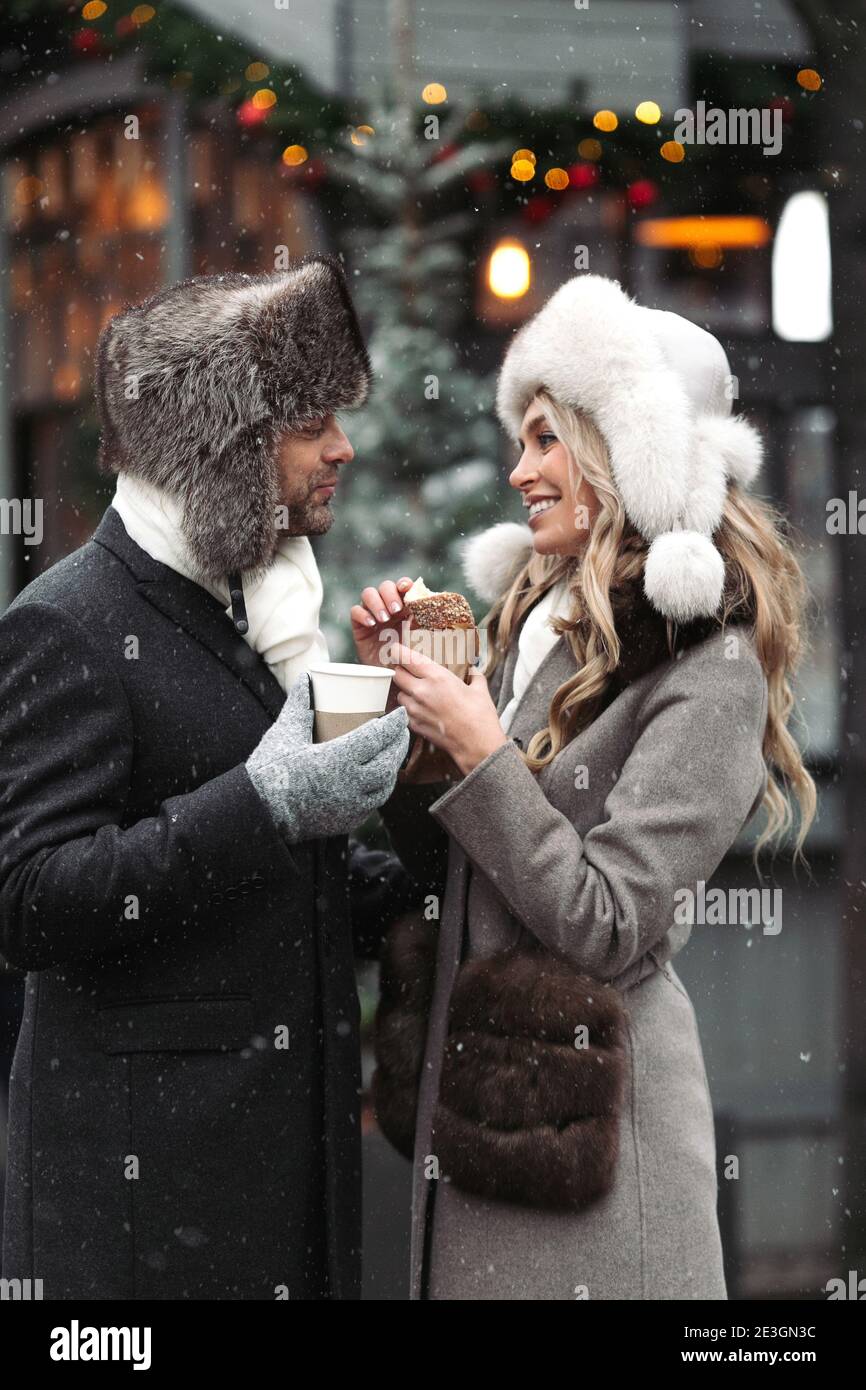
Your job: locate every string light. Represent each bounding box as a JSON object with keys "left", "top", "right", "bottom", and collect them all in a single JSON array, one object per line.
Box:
[
  {"left": 635, "top": 101, "right": 662, "bottom": 124},
  {"left": 796, "top": 69, "right": 822, "bottom": 92},
  {"left": 544, "top": 167, "right": 569, "bottom": 190},
  {"left": 510, "top": 158, "right": 535, "bottom": 182}
]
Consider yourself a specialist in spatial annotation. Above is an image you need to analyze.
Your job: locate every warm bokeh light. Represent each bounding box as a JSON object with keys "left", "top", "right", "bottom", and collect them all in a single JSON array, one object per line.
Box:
[
  {"left": 422, "top": 83, "right": 448, "bottom": 104},
  {"left": 689, "top": 245, "right": 724, "bottom": 269},
  {"left": 512, "top": 148, "right": 536, "bottom": 165},
  {"left": 593, "top": 110, "right": 618, "bottom": 133},
  {"left": 53, "top": 364, "right": 82, "bottom": 400},
  {"left": 660, "top": 140, "right": 686, "bottom": 163},
  {"left": 544, "top": 167, "right": 569, "bottom": 190},
  {"left": 487, "top": 240, "right": 531, "bottom": 299},
  {"left": 131, "top": 4, "right": 156, "bottom": 24},
  {"left": 282, "top": 144, "right": 309, "bottom": 166},
  {"left": 252, "top": 88, "right": 277, "bottom": 110},
  {"left": 350, "top": 124, "right": 375, "bottom": 146},
  {"left": 636, "top": 215, "right": 772, "bottom": 249},
  {"left": 577, "top": 138, "right": 602, "bottom": 161},
  {"left": 82, "top": 1, "right": 107, "bottom": 19},
  {"left": 510, "top": 158, "right": 535, "bottom": 182},
  {"left": 124, "top": 175, "right": 169, "bottom": 231},
  {"left": 245, "top": 62, "right": 270, "bottom": 82},
  {"left": 15, "top": 176, "right": 44, "bottom": 204},
  {"left": 635, "top": 101, "right": 662, "bottom": 124},
  {"left": 797, "top": 68, "right": 822, "bottom": 91}
]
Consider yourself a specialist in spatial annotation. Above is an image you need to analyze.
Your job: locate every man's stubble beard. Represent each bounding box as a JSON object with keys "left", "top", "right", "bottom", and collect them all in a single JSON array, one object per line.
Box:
[
  {"left": 277, "top": 476, "right": 335, "bottom": 538},
  {"left": 279, "top": 500, "right": 333, "bottom": 537}
]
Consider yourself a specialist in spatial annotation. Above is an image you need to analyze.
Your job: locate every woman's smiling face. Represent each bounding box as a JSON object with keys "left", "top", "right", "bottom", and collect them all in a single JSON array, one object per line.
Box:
[{"left": 509, "top": 395, "right": 601, "bottom": 556}]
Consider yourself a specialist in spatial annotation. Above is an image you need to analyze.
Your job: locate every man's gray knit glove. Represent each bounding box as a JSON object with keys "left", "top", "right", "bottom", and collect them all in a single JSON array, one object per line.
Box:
[{"left": 244, "top": 671, "right": 410, "bottom": 843}]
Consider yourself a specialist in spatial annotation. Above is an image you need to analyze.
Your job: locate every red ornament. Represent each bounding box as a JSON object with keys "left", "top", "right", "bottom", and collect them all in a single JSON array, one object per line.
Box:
[
  {"left": 431, "top": 141, "right": 459, "bottom": 165},
  {"left": 236, "top": 99, "right": 268, "bottom": 129},
  {"left": 71, "top": 28, "right": 103, "bottom": 56},
  {"left": 626, "top": 178, "right": 659, "bottom": 209},
  {"left": 467, "top": 169, "right": 496, "bottom": 193},
  {"left": 522, "top": 195, "right": 554, "bottom": 224},
  {"left": 304, "top": 157, "right": 326, "bottom": 187},
  {"left": 567, "top": 162, "right": 599, "bottom": 190}
]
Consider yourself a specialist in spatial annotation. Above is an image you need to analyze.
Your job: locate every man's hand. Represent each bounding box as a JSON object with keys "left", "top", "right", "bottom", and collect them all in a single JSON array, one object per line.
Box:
[
  {"left": 387, "top": 642, "right": 508, "bottom": 776},
  {"left": 245, "top": 672, "right": 410, "bottom": 841}
]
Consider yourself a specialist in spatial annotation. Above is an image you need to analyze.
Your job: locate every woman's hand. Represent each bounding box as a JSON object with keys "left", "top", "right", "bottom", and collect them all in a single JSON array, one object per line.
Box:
[
  {"left": 351, "top": 578, "right": 414, "bottom": 671},
  {"left": 387, "top": 641, "right": 509, "bottom": 777}
]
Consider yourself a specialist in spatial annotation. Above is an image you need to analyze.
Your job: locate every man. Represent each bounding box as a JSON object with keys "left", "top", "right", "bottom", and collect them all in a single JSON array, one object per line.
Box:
[{"left": 0, "top": 256, "right": 416, "bottom": 1300}]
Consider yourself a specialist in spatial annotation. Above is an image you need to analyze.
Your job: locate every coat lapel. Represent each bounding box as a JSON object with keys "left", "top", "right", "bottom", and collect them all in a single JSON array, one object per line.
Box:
[
  {"left": 503, "top": 640, "right": 577, "bottom": 748},
  {"left": 92, "top": 505, "right": 287, "bottom": 721},
  {"left": 490, "top": 597, "right": 577, "bottom": 747}
]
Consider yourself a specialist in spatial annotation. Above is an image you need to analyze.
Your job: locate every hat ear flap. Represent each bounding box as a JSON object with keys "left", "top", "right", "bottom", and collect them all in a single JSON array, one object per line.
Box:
[
  {"left": 459, "top": 521, "right": 534, "bottom": 604},
  {"left": 698, "top": 413, "right": 763, "bottom": 489},
  {"left": 181, "top": 421, "right": 280, "bottom": 584},
  {"left": 680, "top": 421, "right": 729, "bottom": 536},
  {"left": 95, "top": 318, "right": 132, "bottom": 474}
]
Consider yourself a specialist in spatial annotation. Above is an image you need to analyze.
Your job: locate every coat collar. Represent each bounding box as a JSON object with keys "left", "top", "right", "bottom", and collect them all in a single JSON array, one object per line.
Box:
[{"left": 92, "top": 505, "right": 287, "bottom": 721}]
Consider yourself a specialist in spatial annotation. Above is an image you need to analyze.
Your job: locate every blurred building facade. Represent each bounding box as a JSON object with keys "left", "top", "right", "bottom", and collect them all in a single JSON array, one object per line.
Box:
[{"left": 0, "top": 48, "right": 327, "bottom": 596}]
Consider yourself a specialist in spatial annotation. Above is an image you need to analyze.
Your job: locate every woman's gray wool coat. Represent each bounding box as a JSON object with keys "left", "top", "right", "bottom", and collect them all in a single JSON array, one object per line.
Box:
[
  {"left": 380, "top": 547, "right": 769, "bottom": 1301},
  {"left": 0, "top": 504, "right": 421, "bottom": 1301}
]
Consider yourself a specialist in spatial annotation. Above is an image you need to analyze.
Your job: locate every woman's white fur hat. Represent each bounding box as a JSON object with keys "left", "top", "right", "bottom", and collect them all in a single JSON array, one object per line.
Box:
[{"left": 493, "top": 273, "right": 763, "bottom": 622}]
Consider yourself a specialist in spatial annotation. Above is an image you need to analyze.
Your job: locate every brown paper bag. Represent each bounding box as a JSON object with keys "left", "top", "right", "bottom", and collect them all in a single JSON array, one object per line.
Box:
[{"left": 397, "top": 625, "right": 480, "bottom": 785}]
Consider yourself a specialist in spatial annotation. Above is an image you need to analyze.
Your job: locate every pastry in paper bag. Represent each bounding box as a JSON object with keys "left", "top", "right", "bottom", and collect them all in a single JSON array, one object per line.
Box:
[{"left": 397, "top": 577, "right": 480, "bottom": 784}]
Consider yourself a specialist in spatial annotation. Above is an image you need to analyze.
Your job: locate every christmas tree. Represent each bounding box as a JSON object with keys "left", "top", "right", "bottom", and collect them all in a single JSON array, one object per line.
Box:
[{"left": 316, "top": 101, "right": 510, "bottom": 659}]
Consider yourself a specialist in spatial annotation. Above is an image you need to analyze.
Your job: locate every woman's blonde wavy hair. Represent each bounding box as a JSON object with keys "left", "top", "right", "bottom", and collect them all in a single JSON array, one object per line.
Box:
[{"left": 484, "top": 389, "right": 816, "bottom": 861}]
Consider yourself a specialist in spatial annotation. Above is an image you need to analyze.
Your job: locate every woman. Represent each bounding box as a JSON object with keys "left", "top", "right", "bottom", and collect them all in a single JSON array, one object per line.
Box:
[{"left": 352, "top": 274, "right": 815, "bottom": 1300}]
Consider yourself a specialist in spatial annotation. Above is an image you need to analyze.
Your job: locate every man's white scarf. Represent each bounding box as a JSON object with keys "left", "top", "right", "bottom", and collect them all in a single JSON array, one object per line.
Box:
[{"left": 111, "top": 471, "right": 330, "bottom": 693}]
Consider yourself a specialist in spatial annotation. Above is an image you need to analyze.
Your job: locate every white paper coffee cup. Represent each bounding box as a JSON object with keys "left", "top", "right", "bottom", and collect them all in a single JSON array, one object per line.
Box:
[{"left": 308, "top": 662, "right": 394, "bottom": 742}]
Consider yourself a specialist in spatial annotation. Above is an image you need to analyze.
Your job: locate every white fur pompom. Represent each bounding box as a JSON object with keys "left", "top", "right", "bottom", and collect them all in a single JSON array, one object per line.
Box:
[
  {"left": 643, "top": 531, "right": 725, "bottom": 622},
  {"left": 459, "top": 522, "right": 534, "bottom": 604}
]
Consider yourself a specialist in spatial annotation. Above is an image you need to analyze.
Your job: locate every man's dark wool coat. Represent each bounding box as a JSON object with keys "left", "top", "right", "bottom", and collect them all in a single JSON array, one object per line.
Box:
[{"left": 0, "top": 504, "right": 420, "bottom": 1300}]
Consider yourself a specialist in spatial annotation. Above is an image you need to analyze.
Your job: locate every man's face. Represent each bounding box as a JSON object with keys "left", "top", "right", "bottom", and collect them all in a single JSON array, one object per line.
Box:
[{"left": 275, "top": 414, "right": 354, "bottom": 536}]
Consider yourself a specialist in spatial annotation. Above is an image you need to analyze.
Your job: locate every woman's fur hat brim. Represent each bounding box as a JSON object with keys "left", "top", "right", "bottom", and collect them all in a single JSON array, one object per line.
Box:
[
  {"left": 494, "top": 274, "right": 764, "bottom": 621},
  {"left": 95, "top": 255, "right": 372, "bottom": 582}
]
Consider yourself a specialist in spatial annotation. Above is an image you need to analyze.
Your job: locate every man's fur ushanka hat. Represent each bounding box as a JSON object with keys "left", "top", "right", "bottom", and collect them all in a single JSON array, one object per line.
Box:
[{"left": 95, "top": 254, "right": 372, "bottom": 583}]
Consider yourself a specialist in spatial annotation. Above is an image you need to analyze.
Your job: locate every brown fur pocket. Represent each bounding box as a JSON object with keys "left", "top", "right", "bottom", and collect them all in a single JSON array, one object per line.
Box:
[{"left": 372, "top": 921, "right": 629, "bottom": 1211}]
